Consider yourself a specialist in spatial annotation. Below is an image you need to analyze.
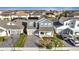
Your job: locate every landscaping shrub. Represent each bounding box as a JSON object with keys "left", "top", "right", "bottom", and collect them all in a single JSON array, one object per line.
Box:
[
  {"left": 46, "top": 42, "right": 53, "bottom": 49},
  {"left": 0, "top": 36, "right": 8, "bottom": 42}
]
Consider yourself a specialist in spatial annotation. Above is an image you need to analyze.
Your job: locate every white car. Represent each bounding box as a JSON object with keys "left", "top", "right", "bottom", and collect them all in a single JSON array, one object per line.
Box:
[{"left": 74, "top": 39, "right": 79, "bottom": 47}]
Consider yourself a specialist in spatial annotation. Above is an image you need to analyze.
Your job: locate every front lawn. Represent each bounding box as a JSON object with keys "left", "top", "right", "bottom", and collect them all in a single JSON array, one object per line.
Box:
[
  {"left": 14, "top": 33, "right": 27, "bottom": 47},
  {"left": 52, "top": 34, "right": 65, "bottom": 47},
  {"left": 39, "top": 34, "right": 65, "bottom": 49}
]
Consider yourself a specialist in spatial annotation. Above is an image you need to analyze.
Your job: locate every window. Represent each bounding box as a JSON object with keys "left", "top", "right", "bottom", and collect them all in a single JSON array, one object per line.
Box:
[
  {"left": 40, "top": 23, "right": 43, "bottom": 26},
  {"left": 33, "top": 22, "right": 36, "bottom": 27},
  {"left": 44, "top": 23, "right": 47, "bottom": 26},
  {"left": 46, "top": 32, "right": 51, "bottom": 35},
  {"left": 71, "top": 23, "right": 73, "bottom": 24},
  {"left": 48, "top": 23, "right": 52, "bottom": 26},
  {"left": 66, "top": 23, "right": 69, "bottom": 25},
  {"left": 40, "top": 32, "right": 44, "bottom": 34},
  {"left": 77, "top": 24, "right": 79, "bottom": 27}
]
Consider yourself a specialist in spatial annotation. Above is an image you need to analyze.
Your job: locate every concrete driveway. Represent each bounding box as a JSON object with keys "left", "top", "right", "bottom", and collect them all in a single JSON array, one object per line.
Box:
[
  {"left": 1, "top": 34, "right": 20, "bottom": 47},
  {"left": 24, "top": 35, "right": 40, "bottom": 47}
]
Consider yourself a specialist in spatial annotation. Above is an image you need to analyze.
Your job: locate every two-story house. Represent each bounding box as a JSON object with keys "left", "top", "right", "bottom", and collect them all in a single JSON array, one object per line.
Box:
[
  {"left": 27, "top": 17, "right": 54, "bottom": 37},
  {"left": 56, "top": 17, "right": 79, "bottom": 36},
  {"left": 0, "top": 20, "right": 24, "bottom": 36}
]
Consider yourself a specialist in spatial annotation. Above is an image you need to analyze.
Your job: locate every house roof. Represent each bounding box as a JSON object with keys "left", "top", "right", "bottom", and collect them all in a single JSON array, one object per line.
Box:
[
  {"left": 59, "top": 17, "right": 79, "bottom": 22},
  {"left": 72, "top": 12, "right": 79, "bottom": 16},
  {"left": 0, "top": 20, "right": 24, "bottom": 29},
  {"left": 0, "top": 11, "right": 15, "bottom": 16},
  {"left": 15, "top": 11, "right": 28, "bottom": 16},
  {"left": 29, "top": 11, "right": 44, "bottom": 15},
  {"left": 36, "top": 17, "right": 53, "bottom": 23},
  {"left": 39, "top": 27, "right": 54, "bottom": 31},
  {"left": 53, "top": 21, "right": 63, "bottom": 28},
  {"left": 0, "top": 29, "right": 4, "bottom": 32}
]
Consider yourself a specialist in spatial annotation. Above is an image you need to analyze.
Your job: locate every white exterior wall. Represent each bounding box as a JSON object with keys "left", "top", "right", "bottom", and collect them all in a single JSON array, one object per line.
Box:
[
  {"left": 56, "top": 26, "right": 68, "bottom": 34},
  {"left": 10, "top": 29, "right": 23, "bottom": 34},
  {"left": 73, "top": 20, "right": 79, "bottom": 36},
  {"left": 11, "top": 15, "right": 27, "bottom": 19},
  {"left": 56, "top": 19, "right": 79, "bottom": 36},
  {"left": 56, "top": 20, "right": 74, "bottom": 34},
  {"left": 29, "top": 15, "right": 41, "bottom": 18},
  {"left": 0, "top": 16, "right": 11, "bottom": 20},
  {"left": 0, "top": 16, "right": 3, "bottom": 20},
  {"left": 6, "top": 29, "right": 23, "bottom": 36},
  {"left": 27, "top": 29, "right": 36, "bottom": 35},
  {"left": 75, "top": 20, "right": 79, "bottom": 29},
  {"left": 47, "top": 15, "right": 55, "bottom": 18},
  {"left": 39, "top": 31, "right": 53, "bottom": 37},
  {"left": 0, "top": 31, "right": 7, "bottom": 36},
  {"left": 74, "top": 16, "right": 79, "bottom": 17}
]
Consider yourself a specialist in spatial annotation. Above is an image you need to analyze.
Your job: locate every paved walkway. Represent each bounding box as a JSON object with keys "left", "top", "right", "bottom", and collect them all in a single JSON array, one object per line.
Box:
[{"left": 24, "top": 35, "right": 40, "bottom": 47}]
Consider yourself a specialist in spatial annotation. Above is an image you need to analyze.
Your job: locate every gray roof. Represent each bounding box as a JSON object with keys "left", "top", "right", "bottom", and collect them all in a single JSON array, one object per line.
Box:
[
  {"left": 0, "top": 20, "right": 24, "bottom": 29},
  {"left": 0, "top": 29, "right": 4, "bottom": 32}
]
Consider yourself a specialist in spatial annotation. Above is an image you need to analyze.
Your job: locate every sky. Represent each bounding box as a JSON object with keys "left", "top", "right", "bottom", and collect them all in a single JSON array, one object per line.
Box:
[{"left": 0, "top": 7, "right": 79, "bottom": 10}]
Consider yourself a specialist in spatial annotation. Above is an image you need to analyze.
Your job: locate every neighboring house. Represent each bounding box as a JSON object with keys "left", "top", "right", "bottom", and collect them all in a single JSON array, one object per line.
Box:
[
  {"left": 0, "top": 11, "right": 13, "bottom": 21},
  {"left": 45, "top": 11, "right": 55, "bottom": 18},
  {"left": 27, "top": 17, "right": 54, "bottom": 37},
  {"left": 72, "top": 11, "right": 79, "bottom": 17},
  {"left": 56, "top": 17, "right": 79, "bottom": 37},
  {"left": 0, "top": 10, "right": 29, "bottom": 21},
  {"left": 11, "top": 10, "right": 29, "bottom": 19},
  {"left": 45, "top": 10, "right": 62, "bottom": 18},
  {"left": 27, "top": 17, "right": 38, "bottom": 35},
  {"left": 0, "top": 20, "right": 24, "bottom": 36},
  {"left": 29, "top": 11, "right": 43, "bottom": 18}
]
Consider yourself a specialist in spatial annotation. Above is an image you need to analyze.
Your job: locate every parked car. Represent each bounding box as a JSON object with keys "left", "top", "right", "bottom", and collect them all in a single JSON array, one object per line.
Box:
[
  {"left": 68, "top": 38, "right": 79, "bottom": 47},
  {"left": 60, "top": 34, "right": 72, "bottom": 40}
]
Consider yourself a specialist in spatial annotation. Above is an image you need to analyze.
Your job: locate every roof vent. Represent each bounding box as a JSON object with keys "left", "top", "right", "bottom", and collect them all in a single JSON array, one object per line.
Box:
[{"left": 7, "top": 22, "right": 15, "bottom": 25}]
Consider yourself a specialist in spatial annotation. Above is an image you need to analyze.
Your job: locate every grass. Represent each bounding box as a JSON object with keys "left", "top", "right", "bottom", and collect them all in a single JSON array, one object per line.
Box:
[
  {"left": 52, "top": 34, "right": 65, "bottom": 47},
  {"left": 39, "top": 34, "right": 65, "bottom": 49},
  {"left": 14, "top": 33, "right": 27, "bottom": 47},
  {"left": 0, "top": 36, "right": 8, "bottom": 42}
]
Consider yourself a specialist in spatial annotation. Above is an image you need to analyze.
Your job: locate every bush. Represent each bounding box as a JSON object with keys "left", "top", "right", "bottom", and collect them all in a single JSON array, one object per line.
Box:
[
  {"left": 0, "top": 36, "right": 8, "bottom": 42},
  {"left": 39, "top": 40, "right": 46, "bottom": 48},
  {"left": 46, "top": 43, "right": 53, "bottom": 49}
]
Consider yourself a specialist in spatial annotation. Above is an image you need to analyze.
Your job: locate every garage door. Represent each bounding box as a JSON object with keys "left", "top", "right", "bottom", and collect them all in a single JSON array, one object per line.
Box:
[{"left": 27, "top": 29, "right": 36, "bottom": 35}]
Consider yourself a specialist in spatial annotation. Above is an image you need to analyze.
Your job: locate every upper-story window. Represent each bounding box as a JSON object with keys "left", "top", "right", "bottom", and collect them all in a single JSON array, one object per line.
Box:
[
  {"left": 66, "top": 23, "right": 69, "bottom": 25},
  {"left": 71, "top": 23, "right": 73, "bottom": 24},
  {"left": 40, "top": 23, "right": 52, "bottom": 27},
  {"left": 45, "top": 23, "right": 48, "bottom": 26},
  {"left": 40, "top": 23, "right": 43, "bottom": 26},
  {"left": 77, "top": 24, "right": 79, "bottom": 27},
  {"left": 48, "top": 23, "right": 52, "bottom": 26}
]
